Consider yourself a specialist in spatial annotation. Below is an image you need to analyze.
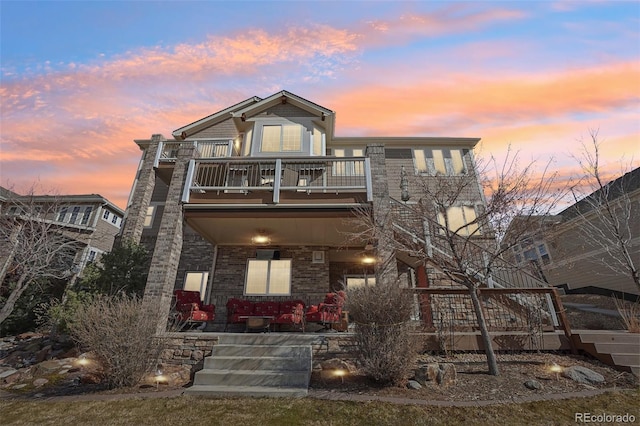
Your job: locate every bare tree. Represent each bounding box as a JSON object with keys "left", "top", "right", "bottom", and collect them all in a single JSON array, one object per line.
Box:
[
  {"left": 570, "top": 129, "right": 639, "bottom": 292},
  {"left": 0, "top": 188, "right": 81, "bottom": 325},
  {"left": 351, "top": 148, "right": 567, "bottom": 375}
]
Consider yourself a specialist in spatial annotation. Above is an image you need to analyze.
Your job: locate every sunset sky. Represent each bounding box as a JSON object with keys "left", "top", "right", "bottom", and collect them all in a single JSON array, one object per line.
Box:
[{"left": 1, "top": 1, "right": 638, "bottom": 209}]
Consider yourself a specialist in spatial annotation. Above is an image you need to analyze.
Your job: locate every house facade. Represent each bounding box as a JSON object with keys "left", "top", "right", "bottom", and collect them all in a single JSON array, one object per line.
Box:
[
  {"left": 0, "top": 190, "right": 124, "bottom": 285},
  {"left": 505, "top": 167, "right": 640, "bottom": 298},
  {"left": 121, "top": 90, "right": 527, "bottom": 331}
]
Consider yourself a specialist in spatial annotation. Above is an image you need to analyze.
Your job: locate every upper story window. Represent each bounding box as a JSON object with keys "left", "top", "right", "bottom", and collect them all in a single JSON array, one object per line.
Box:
[
  {"left": 143, "top": 206, "right": 155, "bottom": 228},
  {"left": 413, "top": 148, "right": 467, "bottom": 175},
  {"left": 437, "top": 205, "right": 479, "bottom": 236},
  {"left": 513, "top": 240, "right": 551, "bottom": 266},
  {"left": 260, "top": 124, "right": 302, "bottom": 152},
  {"left": 333, "top": 148, "right": 365, "bottom": 176},
  {"left": 81, "top": 206, "right": 93, "bottom": 225}
]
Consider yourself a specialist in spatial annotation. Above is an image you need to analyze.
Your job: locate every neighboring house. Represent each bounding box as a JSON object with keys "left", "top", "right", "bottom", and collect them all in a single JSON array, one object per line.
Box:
[
  {"left": 121, "top": 90, "right": 534, "bottom": 330},
  {"left": 0, "top": 189, "right": 124, "bottom": 283},
  {"left": 504, "top": 167, "right": 640, "bottom": 298}
]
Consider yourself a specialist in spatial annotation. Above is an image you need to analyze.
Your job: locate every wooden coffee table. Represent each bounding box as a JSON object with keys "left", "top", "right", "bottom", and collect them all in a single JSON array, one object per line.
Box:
[{"left": 241, "top": 316, "right": 273, "bottom": 332}]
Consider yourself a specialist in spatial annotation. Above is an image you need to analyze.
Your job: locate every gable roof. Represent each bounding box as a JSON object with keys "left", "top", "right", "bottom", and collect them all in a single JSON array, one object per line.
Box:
[
  {"left": 172, "top": 96, "right": 262, "bottom": 140},
  {"left": 172, "top": 90, "right": 335, "bottom": 141},
  {"left": 560, "top": 166, "right": 640, "bottom": 220}
]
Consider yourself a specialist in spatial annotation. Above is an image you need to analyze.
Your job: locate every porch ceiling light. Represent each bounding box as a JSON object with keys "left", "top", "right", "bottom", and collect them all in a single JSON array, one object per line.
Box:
[
  {"left": 361, "top": 255, "right": 376, "bottom": 265},
  {"left": 252, "top": 231, "right": 271, "bottom": 245}
]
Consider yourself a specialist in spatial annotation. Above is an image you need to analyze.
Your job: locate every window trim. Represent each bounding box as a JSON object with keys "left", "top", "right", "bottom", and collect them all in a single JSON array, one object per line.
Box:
[
  {"left": 437, "top": 205, "right": 480, "bottom": 236},
  {"left": 413, "top": 148, "right": 467, "bottom": 175},
  {"left": 244, "top": 259, "right": 292, "bottom": 296},
  {"left": 345, "top": 274, "right": 376, "bottom": 289},
  {"left": 259, "top": 124, "right": 303, "bottom": 153},
  {"left": 184, "top": 271, "right": 210, "bottom": 302}
]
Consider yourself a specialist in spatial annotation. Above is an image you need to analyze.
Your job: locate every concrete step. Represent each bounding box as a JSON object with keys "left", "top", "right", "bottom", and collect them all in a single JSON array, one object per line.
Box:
[
  {"left": 212, "top": 344, "right": 310, "bottom": 357},
  {"left": 219, "top": 333, "right": 325, "bottom": 346},
  {"left": 611, "top": 353, "right": 640, "bottom": 367},
  {"left": 184, "top": 385, "right": 307, "bottom": 398},
  {"left": 193, "top": 369, "right": 309, "bottom": 388},
  {"left": 204, "top": 355, "right": 310, "bottom": 371},
  {"left": 592, "top": 342, "right": 640, "bottom": 355},
  {"left": 574, "top": 331, "right": 640, "bottom": 345}
]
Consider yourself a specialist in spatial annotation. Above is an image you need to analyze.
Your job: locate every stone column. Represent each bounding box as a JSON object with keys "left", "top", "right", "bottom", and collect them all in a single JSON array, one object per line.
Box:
[
  {"left": 365, "top": 144, "right": 398, "bottom": 287},
  {"left": 120, "top": 134, "right": 163, "bottom": 244},
  {"left": 143, "top": 142, "right": 195, "bottom": 332}
]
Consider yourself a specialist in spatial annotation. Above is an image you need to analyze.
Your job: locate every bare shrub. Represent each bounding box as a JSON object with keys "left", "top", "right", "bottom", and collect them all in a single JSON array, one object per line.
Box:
[
  {"left": 614, "top": 297, "right": 640, "bottom": 333},
  {"left": 347, "top": 282, "right": 422, "bottom": 386},
  {"left": 69, "top": 294, "right": 165, "bottom": 389}
]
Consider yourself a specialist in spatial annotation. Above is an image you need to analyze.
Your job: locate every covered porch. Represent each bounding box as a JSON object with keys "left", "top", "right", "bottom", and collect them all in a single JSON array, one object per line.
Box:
[{"left": 179, "top": 206, "right": 374, "bottom": 332}]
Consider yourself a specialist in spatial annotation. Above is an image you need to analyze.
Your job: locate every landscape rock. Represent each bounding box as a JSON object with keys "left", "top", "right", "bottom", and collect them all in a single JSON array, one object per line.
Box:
[
  {"left": 524, "top": 379, "right": 543, "bottom": 390},
  {"left": 320, "top": 358, "right": 355, "bottom": 372},
  {"left": 0, "top": 368, "right": 18, "bottom": 380},
  {"left": 562, "top": 366, "right": 605, "bottom": 384},
  {"left": 437, "top": 363, "right": 457, "bottom": 386},
  {"left": 32, "top": 360, "right": 62, "bottom": 376},
  {"left": 414, "top": 362, "right": 456, "bottom": 387},
  {"left": 35, "top": 345, "right": 52, "bottom": 363},
  {"left": 407, "top": 380, "right": 422, "bottom": 390},
  {"left": 33, "top": 378, "right": 49, "bottom": 387}
]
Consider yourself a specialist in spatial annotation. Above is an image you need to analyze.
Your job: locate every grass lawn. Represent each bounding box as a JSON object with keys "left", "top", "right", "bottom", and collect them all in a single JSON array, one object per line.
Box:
[{"left": 1, "top": 389, "right": 638, "bottom": 426}]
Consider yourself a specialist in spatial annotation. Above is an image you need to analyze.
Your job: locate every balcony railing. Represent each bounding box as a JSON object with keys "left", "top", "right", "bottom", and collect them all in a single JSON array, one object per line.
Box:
[
  {"left": 155, "top": 140, "right": 234, "bottom": 166},
  {"left": 181, "top": 157, "right": 373, "bottom": 204}
]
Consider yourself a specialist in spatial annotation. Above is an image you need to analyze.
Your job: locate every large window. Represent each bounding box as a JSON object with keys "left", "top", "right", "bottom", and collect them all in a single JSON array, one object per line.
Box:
[
  {"left": 245, "top": 259, "right": 292, "bottom": 295},
  {"left": 414, "top": 148, "right": 466, "bottom": 175},
  {"left": 345, "top": 275, "right": 376, "bottom": 289},
  {"left": 184, "top": 272, "right": 210, "bottom": 301},
  {"left": 261, "top": 124, "right": 302, "bottom": 152},
  {"left": 333, "top": 148, "right": 364, "bottom": 176},
  {"left": 437, "top": 206, "right": 479, "bottom": 236},
  {"left": 143, "top": 206, "right": 155, "bottom": 228}
]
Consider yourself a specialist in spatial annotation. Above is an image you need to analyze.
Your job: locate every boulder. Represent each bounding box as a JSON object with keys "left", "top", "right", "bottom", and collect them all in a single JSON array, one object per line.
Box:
[
  {"left": 407, "top": 380, "right": 422, "bottom": 390},
  {"left": 33, "top": 378, "right": 49, "bottom": 387},
  {"left": 524, "top": 379, "right": 543, "bottom": 390},
  {"left": 562, "top": 366, "right": 605, "bottom": 384},
  {"left": 414, "top": 362, "right": 456, "bottom": 387},
  {"left": 436, "top": 363, "right": 457, "bottom": 386},
  {"left": 320, "top": 358, "right": 355, "bottom": 372},
  {"left": 35, "top": 345, "right": 52, "bottom": 363}
]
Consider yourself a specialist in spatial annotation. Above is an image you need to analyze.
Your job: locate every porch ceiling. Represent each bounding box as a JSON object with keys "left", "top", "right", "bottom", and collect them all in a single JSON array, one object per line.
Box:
[{"left": 184, "top": 209, "right": 365, "bottom": 247}]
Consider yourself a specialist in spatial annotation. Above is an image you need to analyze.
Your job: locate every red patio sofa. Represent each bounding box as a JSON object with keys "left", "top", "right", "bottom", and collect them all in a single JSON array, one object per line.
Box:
[{"left": 225, "top": 298, "right": 306, "bottom": 331}]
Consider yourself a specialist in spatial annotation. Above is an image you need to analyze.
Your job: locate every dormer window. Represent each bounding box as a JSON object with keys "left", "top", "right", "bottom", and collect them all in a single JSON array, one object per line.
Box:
[{"left": 260, "top": 124, "right": 302, "bottom": 152}]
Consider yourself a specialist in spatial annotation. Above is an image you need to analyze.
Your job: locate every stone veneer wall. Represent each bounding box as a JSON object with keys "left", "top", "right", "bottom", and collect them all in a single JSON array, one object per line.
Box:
[
  {"left": 208, "top": 245, "right": 332, "bottom": 325},
  {"left": 158, "top": 333, "right": 358, "bottom": 370}
]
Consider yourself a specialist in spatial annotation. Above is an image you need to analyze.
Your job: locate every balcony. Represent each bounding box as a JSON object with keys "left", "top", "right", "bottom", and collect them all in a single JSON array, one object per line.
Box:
[{"left": 181, "top": 157, "right": 373, "bottom": 207}]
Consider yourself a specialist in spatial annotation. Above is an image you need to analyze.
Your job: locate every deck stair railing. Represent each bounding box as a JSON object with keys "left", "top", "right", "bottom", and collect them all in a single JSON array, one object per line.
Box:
[{"left": 389, "top": 198, "right": 559, "bottom": 326}]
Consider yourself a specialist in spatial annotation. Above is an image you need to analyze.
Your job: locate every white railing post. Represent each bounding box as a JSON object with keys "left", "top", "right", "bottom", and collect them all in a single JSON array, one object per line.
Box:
[
  {"left": 153, "top": 140, "right": 163, "bottom": 169},
  {"left": 273, "top": 159, "right": 282, "bottom": 204},
  {"left": 182, "top": 159, "right": 196, "bottom": 203},
  {"left": 364, "top": 157, "right": 373, "bottom": 202}
]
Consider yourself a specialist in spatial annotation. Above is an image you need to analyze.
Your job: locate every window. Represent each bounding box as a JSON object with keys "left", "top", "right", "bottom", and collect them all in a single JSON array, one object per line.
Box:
[
  {"left": 111, "top": 214, "right": 118, "bottom": 225},
  {"left": 69, "top": 206, "right": 81, "bottom": 224},
  {"left": 245, "top": 259, "right": 292, "bottom": 295},
  {"left": 333, "top": 148, "right": 364, "bottom": 176},
  {"left": 58, "top": 207, "right": 69, "bottom": 222},
  {"left": 513, "top": 241, "right": 551, "bottom": 266},
  {"left": 413, "top": 148, "right": 467, "bottom": 175},
  {"left": 184, "top": 272, "right": 209, "bottom": 301},
  {"left": 81, "top": 206, "right": 92, "bottom": 225},
  {"left": 345, "top": 275, "right": 376, "bottom": 289},
  {"left": 143, "top": 206, "right": 155, "bottom": 228},
  {"left": 437, "top": 206, "right": 479, "bottom": 236},
  {"left": 312, "top": 126, "right": 324, "bottom": 156},
  {"left": 260, "top": 124, "right": 302, "bottom": 152},
  {"left": 88, "top": 250, "right": 97, "bottom": 263},
  {"left": 103, "top": 210, "right": 110, "bottom": 220}
]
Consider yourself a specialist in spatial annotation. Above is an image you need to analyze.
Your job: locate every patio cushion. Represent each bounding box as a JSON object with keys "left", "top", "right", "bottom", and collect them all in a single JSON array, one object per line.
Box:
[
  {"left": 253, "top": 301, "right": 280, "bottom": 317},
  {"left": 173, "top": 290, "right": 215, "bottom": 323}
]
